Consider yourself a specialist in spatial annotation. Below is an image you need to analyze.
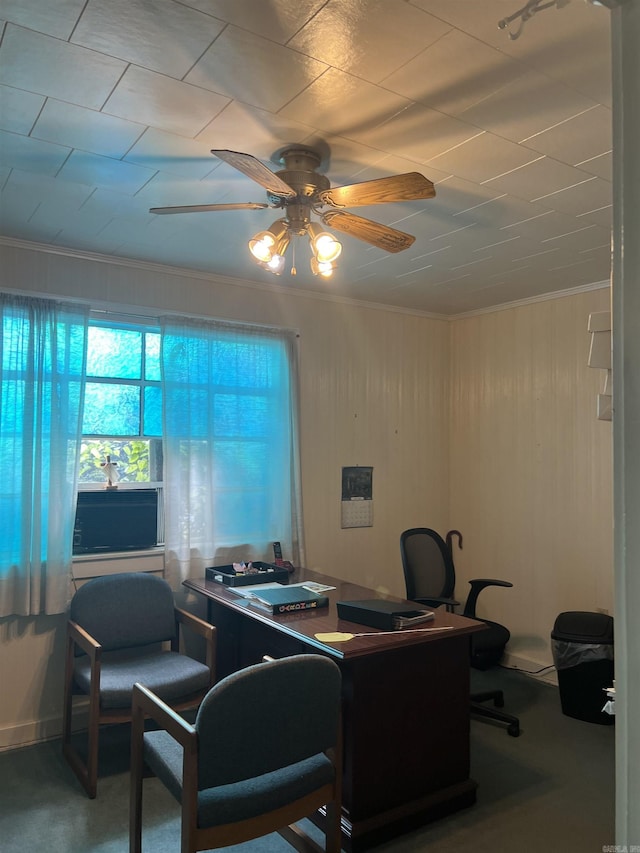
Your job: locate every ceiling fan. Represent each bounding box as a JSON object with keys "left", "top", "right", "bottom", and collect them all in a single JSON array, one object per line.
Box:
[{"left": 150, "top": 147, "right": 436, "bottom": 277}]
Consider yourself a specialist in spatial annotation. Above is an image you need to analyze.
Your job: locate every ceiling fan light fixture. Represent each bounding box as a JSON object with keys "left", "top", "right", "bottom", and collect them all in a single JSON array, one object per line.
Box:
[
  {"left": 310, "top": 256, "right": 337, "bottom": 278},
  {"left": 307, "top": 223, "right": 342, "bottom": 263},
  {"left": 249, "top": 220, "right": 289, "bottom": 264}
]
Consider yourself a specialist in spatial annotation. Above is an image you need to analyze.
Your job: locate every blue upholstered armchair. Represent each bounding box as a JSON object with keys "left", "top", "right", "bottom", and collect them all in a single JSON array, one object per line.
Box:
[
  {"left": 62, "top": 572, "right": 216, "bottom": 798},
  {"left": 130, "top": 654, "right": 343, "bottom": 853}
]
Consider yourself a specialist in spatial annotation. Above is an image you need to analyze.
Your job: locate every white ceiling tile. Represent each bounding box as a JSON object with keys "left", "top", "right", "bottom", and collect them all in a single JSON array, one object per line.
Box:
[
  {"left": 497, "top": 209, "right": 579, "bottom": 242},
  {"left": 352, "top": 101, "right": 482, "bottom": 163},
  {"left": 185, "top": 26, "right": 327, "bottom": 113},
  {"left": 279, "top": 68, "right": 410, "bottom": 138},
  {"left": 32, "top": 100, "right": 145, "bottom": 158},
  {"left": 79, "top": 187, "right": 159, "bottom": 218},
  {"left": 29, "top": 197, "right": 113, "bottom": 237},
  {"left": 0, "top": 85, "right": 45, "bottom": 134},
  {"left": 179, "top": 0, "right": 327, "bottom": 44},
  {"left": 425, "top": 132, "right": 540, "bottom": 184},
  {"left": 4, "top": 168, "right": 96, "bottom": 205},
  {"left": 0, "top": 25, "right": 126, "bottom": 109},
  {"left": 573, "top": 150, "right": 612, "bottom": 182},
  {"left": 530, "top": 175, "right": 611, "bottom": 218},
  {"left": 103, "top": 66, "right": 230, "bottom": 137},
  {"left": 71, "top": 0, "right": 226, "bottom": 78},
  {"left": 0, "top": 183, "right": 43, "bottom": 223},
  {"left": 459, "top": 68, "right": 598, "bottom": 143},
  {"left": 0, "top": 130, "right": 70, "bottom": 175},
  {"left": 384, "top": 28, "right": 526, "bottom": 116},
  {"left": 427, "top": 176, "right": 518, "bottom": 219},
  {"left": 520, "top": 105, "right": 612, "bottom": 166},
  {"left": 135, "top": 167, "right": 246, "bottom": 210},
  {"left": 288, "top": 0, "right": 451, "bottom": 84},
  {"left": 576, "top": 204, "right": 612, "bottom": 230},
  {"left": 0, "top": 0, "right": 85, "bottom": 39},
  {"left": 125, "top": 129, "right": 219, "bottom": 179},
  {"left": 483, "top": 157, "right": 599, "bottom": 203},
  {"left": 56, "top": 150, "right": 156, "bottom": 194},
  {"left": 195, "top": 102, "right": 317, "bottom": 162},
  {"left": 316, "top": 139, "right": 451, "bottom": 187}
]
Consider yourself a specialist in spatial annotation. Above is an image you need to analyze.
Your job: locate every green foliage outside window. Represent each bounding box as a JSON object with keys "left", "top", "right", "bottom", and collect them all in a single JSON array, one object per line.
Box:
[{"left": 78, "top": 439, "right": 151, "bottom": 484}]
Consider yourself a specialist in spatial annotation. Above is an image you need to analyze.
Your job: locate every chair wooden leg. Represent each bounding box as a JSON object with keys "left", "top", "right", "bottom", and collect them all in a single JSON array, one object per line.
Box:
[
  {"left": 324, "top": 799, "right": 342, "bottom": 853},
  {"left": 129, "top": 701, "right": 145, "bottom": 853},
  {"left": 85, "top": 692, "right": 101, "bottom": 798}
]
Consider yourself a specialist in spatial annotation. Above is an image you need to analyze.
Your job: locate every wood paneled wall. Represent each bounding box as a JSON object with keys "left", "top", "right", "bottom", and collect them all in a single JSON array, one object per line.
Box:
[{"left": 449, "top": 290, "right": 613, "bottom": 669}]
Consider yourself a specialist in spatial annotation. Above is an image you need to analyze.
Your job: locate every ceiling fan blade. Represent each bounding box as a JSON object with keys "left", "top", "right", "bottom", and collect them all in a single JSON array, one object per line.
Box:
[
  {"left": 150, "top": 202, "right": 268, "bottom": 215},
  {"left": 211, "top": 149, "right": 296, "bottom": 198},
  {"left": 318, "top": 172, "right": 435, "bottom": 208},
  {"left": 322, "top": 211, "right": 415, "bottom": 253}
]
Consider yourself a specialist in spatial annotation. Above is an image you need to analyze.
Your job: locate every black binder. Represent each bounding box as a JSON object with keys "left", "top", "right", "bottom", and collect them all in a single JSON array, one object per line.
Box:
[{"left": 336, "top": 599, "right": 434, "bottom": 630}]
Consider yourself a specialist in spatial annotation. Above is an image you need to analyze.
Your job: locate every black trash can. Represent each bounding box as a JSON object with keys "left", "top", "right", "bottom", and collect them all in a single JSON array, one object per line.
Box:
[{"left": 551, "top": 611, "right": 614, "bottom": 725}]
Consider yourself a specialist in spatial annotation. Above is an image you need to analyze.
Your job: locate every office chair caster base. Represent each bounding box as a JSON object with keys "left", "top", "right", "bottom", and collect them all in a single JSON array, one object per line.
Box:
[
  {"left": 472, "top": 689, "right": 505, "bottom": 708},
  {"left": 507, "top": 722, "right": 521, "bottom": 737}
]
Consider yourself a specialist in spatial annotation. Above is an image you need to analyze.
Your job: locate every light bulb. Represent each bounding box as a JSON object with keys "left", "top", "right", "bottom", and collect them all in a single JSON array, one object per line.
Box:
[
  {"left": 314, "top": 233, "right": 342, "bottom": 263},
  {"left": 266, "top": 253, "right": 286, "bottom": 274},
  {"left": 310, "top": 257, "right": 336, "bottom": 277},
  {"left": 308, "top": 223, "right": 342, "bottom": 264},
  {"left": 249, "top": 231, "right": 277, "bottom": 263}
]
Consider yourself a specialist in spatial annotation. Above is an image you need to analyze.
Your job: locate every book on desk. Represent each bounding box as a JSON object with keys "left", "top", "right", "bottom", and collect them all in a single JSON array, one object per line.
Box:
[{"left": 232, "top": 584, "right": 329, "bottom": 615}]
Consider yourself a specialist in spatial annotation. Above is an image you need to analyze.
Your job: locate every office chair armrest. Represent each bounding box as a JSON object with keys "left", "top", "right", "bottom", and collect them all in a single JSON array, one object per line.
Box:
[
  {"left": 131, "top": 682, "right": 196, "bottom": 747},
  {"left": 464, "top": 579, "right": 513, "bottom": 618},
  {"left": 173, "top": 608, "right": 217, "bottom": 686},
  {"left": 413, "top": 595, "right": 460, "bottom": 612}
]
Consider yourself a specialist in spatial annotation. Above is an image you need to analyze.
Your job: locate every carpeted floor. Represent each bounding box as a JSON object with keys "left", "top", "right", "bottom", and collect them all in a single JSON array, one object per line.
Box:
[{"left": 0, "top": 666, "right": 615, "bottom": 853}]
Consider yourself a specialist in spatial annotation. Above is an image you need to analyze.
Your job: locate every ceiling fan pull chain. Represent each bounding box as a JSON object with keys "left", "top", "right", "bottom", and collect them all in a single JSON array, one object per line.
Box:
[{"left": 291, "top": 237, "right": 297, "bottom": 276}]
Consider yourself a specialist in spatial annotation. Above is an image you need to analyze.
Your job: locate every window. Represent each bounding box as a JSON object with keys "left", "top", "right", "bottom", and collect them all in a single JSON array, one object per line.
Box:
[
  {"left": 79, "top": 322, "right": 162, "bottom": 486},
  {"left": 79, "top": 315, "right": 303, "bottom": 572},
  {"left": 160, "top": 317, "right": 301, "bottom": 558},
  {"left": 1, "top": 296, "right": 303, "bottom": 610}
]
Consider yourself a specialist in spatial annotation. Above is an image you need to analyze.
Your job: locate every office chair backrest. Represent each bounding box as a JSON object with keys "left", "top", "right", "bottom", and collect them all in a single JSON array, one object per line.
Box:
[
  {"left": 70, "top": 572, "right": 177, "bottom": 652},
  {"left": 195, "top": 655, "right": 342, "bottom": 790},
  {"left": 400, "top": 527, "right": 456, "bottom": 601}
]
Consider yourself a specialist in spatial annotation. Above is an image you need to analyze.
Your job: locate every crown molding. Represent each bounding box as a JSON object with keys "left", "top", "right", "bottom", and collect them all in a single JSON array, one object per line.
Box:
[{"left": 0, "top": 236, "right": 609, "bottom": 323}]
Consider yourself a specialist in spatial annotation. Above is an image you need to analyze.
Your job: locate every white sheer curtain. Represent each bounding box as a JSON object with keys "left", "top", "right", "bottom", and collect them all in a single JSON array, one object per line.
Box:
[
  {"left": 160, "top": 315, "right": 304, "bottom": 588},
  {"left": 0, "top": 293, "right": 88, "bottom": 616}
]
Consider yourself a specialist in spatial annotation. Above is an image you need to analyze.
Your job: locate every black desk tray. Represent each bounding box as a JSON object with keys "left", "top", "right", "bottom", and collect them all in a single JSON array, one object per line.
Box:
[{"left": 205, "top": 562, "right": 290, "bottom": 587}]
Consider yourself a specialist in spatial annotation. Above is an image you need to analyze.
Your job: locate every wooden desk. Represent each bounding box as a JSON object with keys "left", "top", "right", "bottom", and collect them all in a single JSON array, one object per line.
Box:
[{"left": 184, "top": 568, "right": 485, "bottom": 852}]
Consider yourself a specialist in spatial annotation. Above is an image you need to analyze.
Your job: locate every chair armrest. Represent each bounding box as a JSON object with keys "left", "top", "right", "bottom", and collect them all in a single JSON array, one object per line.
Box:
[
  {"left": 130, "top": 683, "right": 199, "bottom": 822},
  {"left": 464, "top": 579, "right": 513, "bottom": 618},
  {"left": 132, "top": 682, "right": 196, "bottom": 747},
  {"left": 173, "top": 608, "right": 217, "bottom": 687},
  {"left": 412, "top": 595, "right": 460, "bottom": 612},
  {"left": 469, "top": 579, "right": 513, "bottom": 589},
  {"left": 67, "top": 619, "right": 101, "bottom": 660}
]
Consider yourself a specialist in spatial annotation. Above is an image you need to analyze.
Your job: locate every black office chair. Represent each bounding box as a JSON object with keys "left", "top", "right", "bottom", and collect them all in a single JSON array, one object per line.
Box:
[{"left": 400, "top": 527, "right": 520, "bottom": 736}]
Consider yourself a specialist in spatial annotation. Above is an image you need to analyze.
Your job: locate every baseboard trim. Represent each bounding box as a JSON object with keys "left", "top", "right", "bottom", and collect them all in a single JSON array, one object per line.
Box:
[
  {"left": 0, "top": 715, "right": 63, "bottom": 751},
  {"left": 501, "top": 651, "right": 558, "bottom": 686},
  {"left": 0, "top": 705, "right": 89, "bottom": 752}
]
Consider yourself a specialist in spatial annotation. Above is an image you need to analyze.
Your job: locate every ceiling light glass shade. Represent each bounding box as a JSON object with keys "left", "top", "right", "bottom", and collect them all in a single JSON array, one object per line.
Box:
[
  {"left": 307, "top": 223, "right": 342, "bottom": 263},
  {"left": 310, "top": 256, "right": 336, "bottom": 277},
  {"left": 249, "top": 220, "right": 289, "bottom": 264},
  {"left": 265, "top": 253, "right": 287, "bottom": 275}
]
